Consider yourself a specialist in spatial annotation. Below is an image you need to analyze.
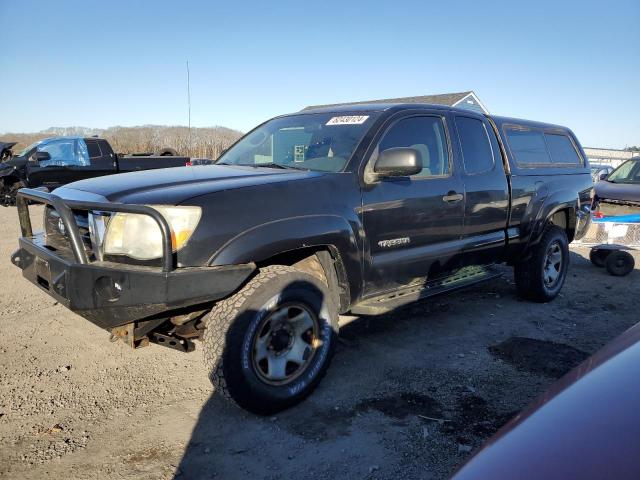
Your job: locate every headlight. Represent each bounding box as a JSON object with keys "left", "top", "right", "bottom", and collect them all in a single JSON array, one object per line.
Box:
[{"left": 103, "top": 205, "right": 201, "bottom": 260}]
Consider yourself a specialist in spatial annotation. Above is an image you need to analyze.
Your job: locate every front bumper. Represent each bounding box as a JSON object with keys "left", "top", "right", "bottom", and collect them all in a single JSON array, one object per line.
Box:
[
  {"left": 11, "top": 188, "right": 255, "bottom": 330},
  {"left": 12, "top": 235, "right": 254, "bottom": 329}
]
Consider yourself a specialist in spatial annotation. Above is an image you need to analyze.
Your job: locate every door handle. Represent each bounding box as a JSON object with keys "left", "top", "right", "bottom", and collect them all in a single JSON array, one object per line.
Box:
[{"left": 442, "top": 191, "right": 463, "bottom": 203}]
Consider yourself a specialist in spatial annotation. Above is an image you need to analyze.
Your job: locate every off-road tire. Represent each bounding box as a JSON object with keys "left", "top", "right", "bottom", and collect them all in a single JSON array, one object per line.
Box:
[
  {"left": 515, "top": 226, "right": 569, "bottom": 302},
  {"left": 202, "top": 265, "right": 339, "bottom": 415},
  {"left": 589, "top": 248, "right": 611, "bottom": 268},
  {"left": 605, "top": 250, "right": 635, "bottom": 277}
]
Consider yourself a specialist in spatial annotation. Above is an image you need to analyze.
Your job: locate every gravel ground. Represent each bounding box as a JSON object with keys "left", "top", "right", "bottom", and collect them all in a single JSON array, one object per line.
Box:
[{"left": 0, "top": 205, "right": 638, "bottom": 480}]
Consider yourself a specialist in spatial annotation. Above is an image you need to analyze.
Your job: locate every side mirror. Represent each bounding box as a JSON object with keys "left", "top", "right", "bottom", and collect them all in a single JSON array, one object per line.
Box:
[
  {"left": 599, "top": 172, "right": 608, "bottom": 181},
  {"left": 374, "top": 147, "right": 422, "bottom": 177},
  {"left": 35, "top": 151, "right": 51, "bottom": 162}
]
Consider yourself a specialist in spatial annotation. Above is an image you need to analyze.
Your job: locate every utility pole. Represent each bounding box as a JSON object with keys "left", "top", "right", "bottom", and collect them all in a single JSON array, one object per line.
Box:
[{"left": 187, "top": 60, "right": 192, "bottom": 153}]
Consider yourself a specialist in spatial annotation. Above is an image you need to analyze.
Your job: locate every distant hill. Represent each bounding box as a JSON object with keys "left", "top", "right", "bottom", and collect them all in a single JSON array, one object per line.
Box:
[
  {"left": 39, "top": 126, "right": 105, "bottom": 137},
  {"left": 0, "top": 125, "right": 243, "bottom": 159}
]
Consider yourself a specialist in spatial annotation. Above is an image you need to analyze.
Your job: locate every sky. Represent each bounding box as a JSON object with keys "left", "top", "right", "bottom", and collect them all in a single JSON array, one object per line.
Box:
[{"left": 0, "top": 0, "right": 638, "bottom": 148}]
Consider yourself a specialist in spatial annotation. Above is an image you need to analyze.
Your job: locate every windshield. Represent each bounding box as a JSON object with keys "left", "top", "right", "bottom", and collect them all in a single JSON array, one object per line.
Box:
[
  {"left": 607, "top": 159, "right": 640, "bottom": 184},
  {"left": 16, "top": 141, "right": 42, "bottom": 157},
  {"left": 217, "top": 112, "right": 378, "bottom": 172}
]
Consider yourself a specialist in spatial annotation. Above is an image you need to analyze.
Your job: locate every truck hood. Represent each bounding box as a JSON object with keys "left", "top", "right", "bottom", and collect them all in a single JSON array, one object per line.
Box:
[
  {"left": 595, "top": 180, "right": 640, "bottom": 202},
  {"left": 54, "top": 164, "right": 323, "bottom": 204}
]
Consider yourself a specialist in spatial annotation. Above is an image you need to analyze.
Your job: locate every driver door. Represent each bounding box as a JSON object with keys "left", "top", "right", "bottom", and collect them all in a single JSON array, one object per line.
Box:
[
  {"left": 361, "top": 113, "right": 465, "bottom": 295},
  {"left": 27, "top": 138, "right": 91, "bottom": 190}
]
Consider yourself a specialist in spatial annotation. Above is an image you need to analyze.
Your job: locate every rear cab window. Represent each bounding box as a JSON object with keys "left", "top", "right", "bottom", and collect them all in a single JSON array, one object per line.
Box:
[
  {"left": 455, "top": 116, "right": 495, "bottom": 174},
  {"left": 85, "top": 140, "right": 102, "bottom": 158}
]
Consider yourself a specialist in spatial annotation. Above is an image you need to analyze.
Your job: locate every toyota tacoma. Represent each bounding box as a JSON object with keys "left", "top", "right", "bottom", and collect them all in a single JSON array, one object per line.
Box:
[{"left": 11, "top": 103, "right": 593, "bottom": 414}]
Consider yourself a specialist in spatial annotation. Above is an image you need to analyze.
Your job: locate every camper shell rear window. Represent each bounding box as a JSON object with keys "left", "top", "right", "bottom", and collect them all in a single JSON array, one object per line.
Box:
[{"left": 504, "top": 125, "right": 583, "bottom": 167}]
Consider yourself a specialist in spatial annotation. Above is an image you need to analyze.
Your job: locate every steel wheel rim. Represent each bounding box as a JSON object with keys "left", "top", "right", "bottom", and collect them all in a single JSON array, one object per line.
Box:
[
  {"left": 251, "top": 302, "right": 320, "bottom": 386},
  {"left": 543, "top": 241, "right": 563, "bottom": 287},
  {"left": 614, "top": 257, "right": 627, "bottom": 268}
]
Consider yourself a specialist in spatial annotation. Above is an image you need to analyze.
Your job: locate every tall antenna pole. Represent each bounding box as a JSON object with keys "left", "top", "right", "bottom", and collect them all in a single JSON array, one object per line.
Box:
[{"left": 187, "top": 60, "right": 192, "bottom": 152}]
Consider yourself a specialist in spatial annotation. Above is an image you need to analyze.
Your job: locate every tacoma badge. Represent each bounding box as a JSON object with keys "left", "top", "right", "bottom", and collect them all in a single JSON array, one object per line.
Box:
[{"left": 378, "top": 237, "right": 410, "bottom": 248}]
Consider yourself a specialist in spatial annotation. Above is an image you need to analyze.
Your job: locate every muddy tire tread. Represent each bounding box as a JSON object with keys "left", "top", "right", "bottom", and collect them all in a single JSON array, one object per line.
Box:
[
  {"left": 203, "top": 265, "right": 293, "bottom": 402},
  {"left": 514, "top": 225, "right": 568, "bottom": 302}
]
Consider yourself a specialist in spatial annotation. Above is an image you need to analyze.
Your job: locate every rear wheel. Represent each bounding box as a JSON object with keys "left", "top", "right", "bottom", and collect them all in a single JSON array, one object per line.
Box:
[
  {"left": 202, "top": 265, "right": 338, "bottom": 415},
  {"left": 515, "top": 226, "right": 569, "bottom": 302},
  {"left": 605, "top": 250, "right": 635, "bottom": 276}
]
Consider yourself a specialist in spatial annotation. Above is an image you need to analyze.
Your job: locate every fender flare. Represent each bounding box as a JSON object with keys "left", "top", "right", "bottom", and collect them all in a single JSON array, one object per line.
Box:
[
  {"left": 528, "top": 189, "right": 578, "bottom": 248},
  {"left": 208, "top": 215, "right": 362, "bottom": 301}
]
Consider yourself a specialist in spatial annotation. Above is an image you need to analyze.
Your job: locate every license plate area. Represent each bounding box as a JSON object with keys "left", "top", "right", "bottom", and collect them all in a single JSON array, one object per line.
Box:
[{"left": 35, "top": 257, "right": 51, "bottom": 290}]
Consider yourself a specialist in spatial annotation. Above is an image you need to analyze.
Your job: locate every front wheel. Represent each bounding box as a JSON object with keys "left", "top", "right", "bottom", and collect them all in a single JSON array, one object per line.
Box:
[
  {"left": 202, "top": 265, "right": 338, "bottom": 415},
  {"left": 515, "top": 226, "right": 569, "bottom": 302}
]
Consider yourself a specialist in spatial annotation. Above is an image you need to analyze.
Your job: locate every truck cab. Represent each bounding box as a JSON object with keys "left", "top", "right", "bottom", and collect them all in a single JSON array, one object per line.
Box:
[{"left": 20, "top": 137, "right": 117, "bottom": 190}]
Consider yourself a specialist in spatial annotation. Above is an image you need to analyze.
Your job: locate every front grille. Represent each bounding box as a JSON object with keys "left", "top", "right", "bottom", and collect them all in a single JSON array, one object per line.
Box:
[{"left": 44, "top": 206, "right": 94, "bottom": 260}]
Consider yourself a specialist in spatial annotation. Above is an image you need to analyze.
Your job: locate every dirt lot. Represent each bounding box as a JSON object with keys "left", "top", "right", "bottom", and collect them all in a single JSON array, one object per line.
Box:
[{"left": 1, "top": 205, "right": 638, "bottom": 480}]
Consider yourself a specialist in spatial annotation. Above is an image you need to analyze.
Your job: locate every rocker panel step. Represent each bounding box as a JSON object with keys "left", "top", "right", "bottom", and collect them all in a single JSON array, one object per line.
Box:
[{"left": 350, "top": 265, "right": 502, "bottom": 315}]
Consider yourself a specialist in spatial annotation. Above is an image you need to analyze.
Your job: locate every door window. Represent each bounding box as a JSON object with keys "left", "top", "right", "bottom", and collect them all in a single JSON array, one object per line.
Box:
[
  {"left": 455, "top": 116, "right": 495, "bottom": 174},
  {"left": 378, "top": 116, "right": 450, "bottom": 177},
  {"left": 37, "top": 139, "right": 91, "bottom": 167}
]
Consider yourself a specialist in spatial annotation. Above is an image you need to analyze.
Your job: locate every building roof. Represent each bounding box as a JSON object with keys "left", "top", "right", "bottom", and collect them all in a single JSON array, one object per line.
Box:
[
  {"left": 303, "top": 91, "right": 487, "bottom": 112},
  {"left": 583, "top": 147, "right": 638, "bottom": 160}
]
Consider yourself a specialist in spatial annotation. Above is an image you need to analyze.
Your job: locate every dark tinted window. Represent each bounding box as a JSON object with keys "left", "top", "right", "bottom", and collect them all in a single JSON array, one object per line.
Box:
[
  {"left": 544, "top": 133, "right": 582, "bottom": 164},
  {"left": 505, "top": 127, "right": 551, "bottom": 165},
  {"left": 85, "top": 140, "right": 102, "bottom": 158},
  {"left": 456, "top": 116, "right": 494, "bottom": 174},
  {"left": 379, "top": 116, "right": 449, "bottom": 176},
  {"left": 98, "top": 139, "right": 113, "bottom": 156}
]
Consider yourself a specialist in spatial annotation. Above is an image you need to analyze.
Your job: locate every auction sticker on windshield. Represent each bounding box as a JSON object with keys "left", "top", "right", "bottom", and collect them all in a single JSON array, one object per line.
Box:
[{"left": 326, "top": 115, "right": 369, "bottom": 125}]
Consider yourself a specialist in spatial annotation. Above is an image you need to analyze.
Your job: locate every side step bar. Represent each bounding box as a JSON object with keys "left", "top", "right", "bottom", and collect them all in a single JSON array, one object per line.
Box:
[{"left": 350, "top": 265, "right": 502, "bottom": 315}]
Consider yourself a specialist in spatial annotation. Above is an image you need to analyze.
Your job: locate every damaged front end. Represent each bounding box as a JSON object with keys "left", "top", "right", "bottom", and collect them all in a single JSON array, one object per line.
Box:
[
  {"left": 0, "top": 170, "right": 22, "bottom": 207},
  {"left": 109, "top": 309, "right": 209, "bottom": 352},
  {"left": 11, "top": 188, "right": 256, "bottom": 352}
]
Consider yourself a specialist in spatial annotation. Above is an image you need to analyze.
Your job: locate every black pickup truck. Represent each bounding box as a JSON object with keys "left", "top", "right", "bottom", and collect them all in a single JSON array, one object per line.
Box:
[
  {"left": 0, "top": 136, "right": 189, "bottom": 206},
  {"left": 11, "top": 103, "right": 592, "bottom": 414}
]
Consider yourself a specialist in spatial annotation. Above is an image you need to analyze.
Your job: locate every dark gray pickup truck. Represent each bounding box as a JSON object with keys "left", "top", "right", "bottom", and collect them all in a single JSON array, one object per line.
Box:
[{"left": 11, "top": 103, "right": 592, "bottom": 413}]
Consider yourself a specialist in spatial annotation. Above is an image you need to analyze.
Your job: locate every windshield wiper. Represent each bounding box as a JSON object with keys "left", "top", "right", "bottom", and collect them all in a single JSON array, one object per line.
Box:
[
  {"left": 225, "top": 162, "right": 309, "bottom": 171},
  {"left": 244, "top": 162, "right": 308, "bottom": 171}
]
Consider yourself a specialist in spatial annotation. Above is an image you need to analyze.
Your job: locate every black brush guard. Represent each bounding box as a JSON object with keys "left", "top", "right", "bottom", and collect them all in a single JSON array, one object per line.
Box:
[{"left": 11, "top": 188, "right": 255, "bottom": 332}]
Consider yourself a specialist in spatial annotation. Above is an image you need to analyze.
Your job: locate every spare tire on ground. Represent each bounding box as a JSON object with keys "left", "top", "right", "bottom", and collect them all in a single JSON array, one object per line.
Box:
[
  {"left": 605, "top": 250, "right": 635, "bottom": 276},
  {"left": 589, "top": 248, "right": 612, "bottom": 268}
]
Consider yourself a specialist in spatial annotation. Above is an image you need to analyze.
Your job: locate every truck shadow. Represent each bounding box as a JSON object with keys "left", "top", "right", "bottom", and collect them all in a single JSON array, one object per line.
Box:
[
  {"left": 170, "top": 261, "right": 615, "bottom": 479},
  {"left": 171, "top": 274, "right": 513, "bottom": 479}
]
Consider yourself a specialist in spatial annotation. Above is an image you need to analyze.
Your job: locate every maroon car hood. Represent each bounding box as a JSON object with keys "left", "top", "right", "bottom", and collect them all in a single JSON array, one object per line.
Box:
[{"left": 452, "top": 323, "right": 640, "bottom": 480}]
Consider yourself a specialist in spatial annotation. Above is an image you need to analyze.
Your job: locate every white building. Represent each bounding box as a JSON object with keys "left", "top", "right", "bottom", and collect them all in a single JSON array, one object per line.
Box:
[{"left": 582, "top": 147, "right": 636, "bottom": 168}]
